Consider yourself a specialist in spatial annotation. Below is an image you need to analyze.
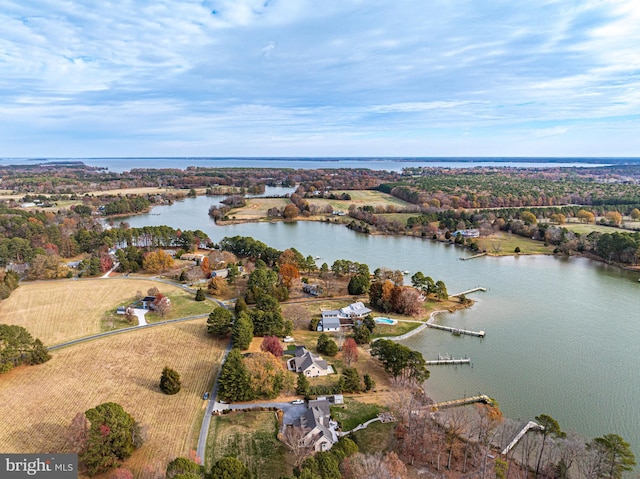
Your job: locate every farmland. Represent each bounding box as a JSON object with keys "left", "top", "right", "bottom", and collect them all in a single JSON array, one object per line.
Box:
[
  {"left": 0, "top": 321, "right": 226, "bottom": 478},
  {"left": 0, "top": 278, "right": 211, "bottom": 346}
]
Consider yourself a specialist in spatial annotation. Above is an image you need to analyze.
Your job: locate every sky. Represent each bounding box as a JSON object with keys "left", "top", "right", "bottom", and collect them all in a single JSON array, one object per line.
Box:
[{"left": 1, "top": 0, "right": 640, "bottom": 158}]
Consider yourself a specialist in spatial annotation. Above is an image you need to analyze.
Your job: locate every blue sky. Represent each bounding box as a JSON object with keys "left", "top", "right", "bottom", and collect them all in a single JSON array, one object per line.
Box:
[{"left": 1, "top": 0, "right": 640, "bottom": 157}]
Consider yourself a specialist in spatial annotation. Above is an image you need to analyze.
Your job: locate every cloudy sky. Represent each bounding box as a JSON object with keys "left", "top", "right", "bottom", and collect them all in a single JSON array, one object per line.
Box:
[{"left": 1, "top": 0, "right": 640, "bottom": 157}]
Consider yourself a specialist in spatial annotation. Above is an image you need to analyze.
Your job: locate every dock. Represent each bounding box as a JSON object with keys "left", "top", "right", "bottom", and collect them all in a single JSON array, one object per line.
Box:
[
  {"left": 425, "top": 353, "right": 471, "bottom": 365},
  {"left": 427, "top": 323, "right": 485, "bottom": 337},
  {"left": 501, "top": 421, "right": 544, "bottom": 455},
  {"left": 431, "top": 394, "right": 492, "bottom": 411},
  {"left": 460, "top": 252, "right": 487, "bottom": 261},
  {"left": 450, "top": 287, "right": 487, "bottom": 297}
]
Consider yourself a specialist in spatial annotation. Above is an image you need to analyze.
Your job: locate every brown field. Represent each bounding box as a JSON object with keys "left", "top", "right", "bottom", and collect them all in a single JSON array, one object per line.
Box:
[
  {"left": 225, "top": 197, "right": 291, "bottom": 220},
  {"left": 0, "top": 321, "right": 226, "bottom": 479},
  {"left": 306, "top": 190, "right": 413, "bottom": 213},
  {"left": 0, "top": 278, "right": 201, "bottom": 346}
]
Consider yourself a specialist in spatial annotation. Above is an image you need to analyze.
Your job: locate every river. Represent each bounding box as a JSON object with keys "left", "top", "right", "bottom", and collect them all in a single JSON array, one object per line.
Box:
[{"left": 121, "top": 194, "right": 640, "bottom": 457}]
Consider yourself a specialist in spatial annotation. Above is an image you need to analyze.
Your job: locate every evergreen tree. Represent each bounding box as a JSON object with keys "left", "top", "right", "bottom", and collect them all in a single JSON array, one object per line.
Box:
[
  {"left": 159, "top": 366, "right": 181, "bottom": 395},
  {"left": 210, "top": 456, "right": 252, "bottom": 479},
  {"left": 80, "top": 402, "right": 142, "bottom": 476},
  {"left": 29, "top": 338, "right": 51, "bottom": 365},
  {"left": 194, "top": 288, "right": 206, "bottom": 301},
  {"left": 231, "top": 313, "right": 253, "bottom": 350},
  {"left": 166, "top": 457, "right": 204, "bottom": 479},
  {"left": 341, "top": 367, "right": 361, "bottom": 393},
  {"left": 218, "top": 349, "right": 254, "bottom": 402},
  {"left": 363, "top": 373, "right": 375, "bottom": 391},
  {"left": 296, "top": 373, "right": 310, "bottom": 396},
  {"left": 207, "top": 307, "right": 233, "bottom": 336}
]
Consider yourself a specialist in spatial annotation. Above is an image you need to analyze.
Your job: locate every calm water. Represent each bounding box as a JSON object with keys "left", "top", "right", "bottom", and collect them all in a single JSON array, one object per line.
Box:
[
  {"left": 122, "top": 196, "right": 640, "bottom": 456},
  {"left": 0, "top": 157, "right": 619, "bottom": 172}
]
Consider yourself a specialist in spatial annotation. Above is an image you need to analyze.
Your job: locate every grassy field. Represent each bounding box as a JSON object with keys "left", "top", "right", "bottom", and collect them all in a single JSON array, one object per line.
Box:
[
  {"left": 0, "top": 278, "right": 212, "bottom": 345},
  {"left": 0, "top": 321, "right": 227, "bottom": 479},
  {"left": 350, "top": 420, "right": 396, "bottom": 454},
  {"left": 306, "top": 190, "right": 413, "bottom": 213},
  {"left": 206, "top": 411, "right": 291, "bottom": 479},
  {"left": 225, "top": 198, "right": 291, "bottom": 220},
  {"left": 330, "top": 398, "right": 384, "bottom": 431},
  {"left": 476, "top": 232, "right": 555, "bottom": 255}
]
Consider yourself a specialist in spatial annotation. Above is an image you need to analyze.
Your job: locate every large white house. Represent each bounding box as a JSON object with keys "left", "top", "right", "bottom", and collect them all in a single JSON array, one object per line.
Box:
[{"left": 318, "top": 301, "right": 371, "bottom": 331}]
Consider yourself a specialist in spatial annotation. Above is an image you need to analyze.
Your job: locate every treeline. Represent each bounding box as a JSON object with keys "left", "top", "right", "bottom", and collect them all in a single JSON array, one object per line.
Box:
[
  {"left": 102, "top": 195, "right": 151, "bottom": 215},
  {"left": 0, "top": 324, "right": 50, "bottom": 373}
]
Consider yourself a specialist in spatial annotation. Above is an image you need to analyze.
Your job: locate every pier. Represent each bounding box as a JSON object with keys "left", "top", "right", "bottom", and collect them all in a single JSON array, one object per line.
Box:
[
  {"left": 431, "top": 394, "right": 493, "bottom": 411},
  {"left": 427, "top": 323, "right": 485, "bottom": 337},
  {"left": 425, "top": 354, "right": 471, "bottom": 365},
  {"left": 501, "top": 421, "right": 544, "bottom": 455},
  {"left": 460, "top": 252, "right": 487, "bottom": 261},
  {"left": 450, "top": 287, "right": 487, "bottom": 297}
]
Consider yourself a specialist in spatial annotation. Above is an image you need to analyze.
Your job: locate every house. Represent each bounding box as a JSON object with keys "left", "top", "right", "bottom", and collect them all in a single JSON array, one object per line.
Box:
[
  {"left": 319, "top": 301, "right": 371, "bottom": 330},
  {"left": 295, "top": 398, "right": 339, "bottom": 452},
  {"left": 302, "top": 283, "right": 322, "bottom": 296},
  {"left": 318, "top": 317, "right": 341, "bottom": 332},
  {"left": 287, "top": 346, "right": 334, "bottom": 377},
  {"left": 453, "top": 228, "right": 480, "bottom": 238}
]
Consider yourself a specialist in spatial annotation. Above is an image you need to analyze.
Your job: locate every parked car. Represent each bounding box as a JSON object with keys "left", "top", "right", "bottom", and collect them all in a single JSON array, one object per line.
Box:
[
  {"left": 291, "top": 399, "right": 305, "bottom": 405},
  {"left": 203, "top": 392, "right": 210, "bottom": 400},
  {"left": 283, "top": 336, "right": 295, "bottom": 342}
]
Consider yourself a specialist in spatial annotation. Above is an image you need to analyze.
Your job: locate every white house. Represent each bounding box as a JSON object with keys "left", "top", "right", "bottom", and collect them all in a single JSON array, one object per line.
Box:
[
  {"left": 295, "top": 398, "right": 339, "bottom": 452},
  {"left": 287, "top": 346, "right": 334, "bottom": 377},
  {"left": 319, "top": 301, "right": 371, "bottom": 330}
]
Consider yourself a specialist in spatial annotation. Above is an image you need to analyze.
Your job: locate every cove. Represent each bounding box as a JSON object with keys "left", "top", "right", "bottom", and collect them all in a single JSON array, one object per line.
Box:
[{"left": 121, "top": 195, "right": 640, "bottom": 456}]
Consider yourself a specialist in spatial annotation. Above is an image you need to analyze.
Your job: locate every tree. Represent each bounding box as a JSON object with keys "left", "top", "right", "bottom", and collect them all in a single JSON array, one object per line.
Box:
[
  {"left": 166, "top": 457, "right": 204, "bottom": 479},
  {"left": 207, "top": 307, "right": 233, "bottom": 337},
  {"left": 231, "top": 313, "right": 254, "bottom": 350},
  {"left": 282, "top": 426, "right": 314, "bottom": 467},
  {"left": 342, "top": 337, "right": 359, "bottom": 367},
  {"left": 210, "top": 456, "right": 252, "bottom": 479},
  {"left": 340, "top": 367, "right": 361, "bottom": 393},
  {"left": 195, "top": 288, "right": 206, "bottom": 301},
  {"left": 577, "top": 209, "right": 595, "bottom": 224},
  {"left": 534, "top": 414, "right": 565, "bottom": 477},
  {"left": 279, "top": 263, "right": 300, "bottom": 289},
  {"left": 296, "top": 373, "right": 310, "bottom": 396},
  {"left": 217, "top": 349, "right": 254, "bottom": 402},
  {"left": 109, "top": 469, "right": 134, "bottom": 479},
  {"left": 30, "top": 338, "right": 51, "bottom": 364},
  {"left": 352, "top": 324, "right": 371, "bottom": 345},
  {"left": 348, "top": 273, "right": 370, "bottom": 295},
  {"left": 363, "top": 373, "right": 375, "bottom": 391},
  {"left": 260, "top": 336, "right": 284, "bottom": 358},
  {"left": 630, "top": 208, "right": 640, "bottom": 221},
  {"left": 593, "top": 433, "right": 636, "bottom": 479},
  {"left": 283, "top": 204, "right": 300, "bottom": 219},
  {"left": 67, "top": 411, "right": 90, "bottom": 454},
  {"left": 153, "top": 294, "right": 171, "bottom": 317},
  {"left": 159, "top": 366, "right": 181, "bottom": 395},
  {"left": 244, "top": 351, "right": 285, "bottom": 399},
  {"left": 80, "top": 402, "right": 143, "bottom": 476},
  {"left": 142, "top": 250, "right": 174, "bottom": 273},
  {"left": 370, "top": 339, "right": 429, "bottom": 383},
  {"left": 521, "top": 211, "right": 537, "bottom": 225},
  {"left": 317, "top": 333, "right": 338, "bottom": 357},
  {"left": 605, "top": 211, "right": 623, "bottom": 226}
]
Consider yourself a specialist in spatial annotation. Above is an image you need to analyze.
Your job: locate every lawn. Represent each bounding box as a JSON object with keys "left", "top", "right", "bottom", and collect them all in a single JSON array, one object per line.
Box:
[
  {"left": 330, "top": 398, "right": 384, "bottom": 431},
  {"left": 0, "top": 321, "right": 227, "bottom": 479},
  {"left": 206, "top": 411, "right": 291, "bottom": 479},
  {"left": 306, "top": 190, "right": 413, "bottom": 214},
  {"left": 350, "top": 421, "right": 396, "bottom": 454},
  {"left": 225, "top": 198, "right": 291, "bottom": 220},
  {"left": 0, "top": 278, "right": 213, "bottom": 345},
  {"left": 475, "top": 232, "right": 555, "bottom": 255}
]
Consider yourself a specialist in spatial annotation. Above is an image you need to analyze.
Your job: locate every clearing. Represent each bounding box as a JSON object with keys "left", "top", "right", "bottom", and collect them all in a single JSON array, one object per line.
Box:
[
  {"left": 0, "top": 278, "right": 212, "bottom": 345},
  {"left": 0, "top": 321, "right": 226, "bottom": 478}
]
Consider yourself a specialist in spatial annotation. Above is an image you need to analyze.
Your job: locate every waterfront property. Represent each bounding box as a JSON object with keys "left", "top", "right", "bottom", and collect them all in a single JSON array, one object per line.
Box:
[
  {"left": 319, "top": 301, "right": 372, "bottom": 331},
  {"left": 286, "top": 346, "right": 334, "bottom": 377},
  {"left": 291, "top": 398, "right": 339, "bottom": 452}
]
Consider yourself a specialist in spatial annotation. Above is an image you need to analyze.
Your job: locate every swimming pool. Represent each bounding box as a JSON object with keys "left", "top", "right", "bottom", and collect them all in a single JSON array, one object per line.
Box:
[{"left": 374, "top": 317, "right": 397, "bottom": 325}]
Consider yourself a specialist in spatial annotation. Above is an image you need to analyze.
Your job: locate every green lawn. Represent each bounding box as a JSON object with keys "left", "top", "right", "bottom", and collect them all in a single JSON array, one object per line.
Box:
[
  {"left": 206, "top": 411, "right": 291, "bottom": 479},
  {"left": 476, "top": 232, "right": 555, "bottom": 255},
  {"left": 330, "top": 399, "right": 384, "bottom": 431},
  {"left": 350, "top": 421, "right": 396, "bottom": 454}
]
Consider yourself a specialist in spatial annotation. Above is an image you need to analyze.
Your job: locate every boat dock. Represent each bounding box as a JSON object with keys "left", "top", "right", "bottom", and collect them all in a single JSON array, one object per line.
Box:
[
  {"left": 425, "top": 353, "right": 471, "bottom": 365},
  {"left": 450, "top": 287, "right": 487, "bottom": 297},
  {"left": 431, "top": 394, "right": 493, "bottom": 411},
  {"left": 427, "top": 323, "right": 485, "bottom": 337},
  {"left": 460, "top": 252, "right": 487, "bottom": 261},
  {"left": 501, "top": 421, "right": 544, "bottom": 455}
]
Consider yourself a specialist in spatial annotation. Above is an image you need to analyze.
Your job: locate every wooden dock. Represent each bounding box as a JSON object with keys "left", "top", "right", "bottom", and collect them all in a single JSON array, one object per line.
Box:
[
  {"left": 431, "top": 394, "right": 492, "bottom": 411},
  {"left": 450, "top": 287, "right": 487, "bottom": 297},
  {"left": 460, "top": 252, "right": 487, "bottom": 261},
  {"left": 501, "top": 421, "right": 544, "bottom": 455},
  {"left": 425, "top": 358, "right": 471, "bottom": 365},
  {"left": 427, "top": 323, "right": 485, "bottom": 337}
]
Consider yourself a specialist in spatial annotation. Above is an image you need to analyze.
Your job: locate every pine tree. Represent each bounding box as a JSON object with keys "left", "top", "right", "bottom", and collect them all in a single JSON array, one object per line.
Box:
[
  {"left": 30, "top": 338, "right": 51, "bottom": 365},
  {"left": 296, "top": 373, "right": 310, "bottom": 396},
  {"left": 231, "top": 313, "right": 253, "bottom": 350},
  {"left": 159, "top": 366, "right": 181, "bottom": 395},
  {"left": 218, "top": 349, "right": 254, "bottom": 402},
  {"left": 195, "top": 288, "right": 206, "bottom": 301}
]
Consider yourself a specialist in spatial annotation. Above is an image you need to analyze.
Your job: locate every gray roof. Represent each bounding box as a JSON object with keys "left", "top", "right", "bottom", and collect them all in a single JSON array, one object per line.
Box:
[
  {"left": 321, "top": 317, "right": 341, "bottom": 329},
  {"left": 293, "top": 347, "right": 330, "bottom": 373}
]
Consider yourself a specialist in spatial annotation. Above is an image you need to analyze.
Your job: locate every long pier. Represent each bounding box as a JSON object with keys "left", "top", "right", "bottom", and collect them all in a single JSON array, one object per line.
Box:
[
  {"left": 501, "top": 421, "right": 544, "bottom": 455},
  {"left": 427, "top": 323, "right": 485, "bottom": 337},
  {"left": 450, "top": 287, "right": 487, "bottom": 297},
  {"left": 460, "top": 253, "right": 487, "bottom": 261},
  {"left": 431, "top": 394, "right": 492, "bottom": 411},
  {"left": 425, "top": 358, "right": 471, "bottom": 365}
]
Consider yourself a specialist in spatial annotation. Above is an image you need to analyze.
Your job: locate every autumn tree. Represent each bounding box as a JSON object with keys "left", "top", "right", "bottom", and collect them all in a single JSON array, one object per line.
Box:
[
  {"left": 631, "top": 208, "right": 640, "bottom": 221},
  {"left": 520, "top": 211, "right": 537, "bottom": 225},
  {"left": 152, "top": 294, "right": 171, "bottom": 317},
  {"left": 283, "top": 203, "right": 300, "bottom": 219},
  {"left": 605, "top": 211, "right": 623, "bottom": 226},
  {"left": 142, "top": 250, "right": 174, "bottom": 273},
  {"left": 342, "top": 337, "right": 359, "bottom": 367},
  {"left": 244, "top": 351, "right": 285, "bottom": 399},
  {"left": 279, "top": 263, "right": 300, "bottom": 289},
  {"left": 260, "top": 336, "right": 284, "bottom": 358},
  {"left": 200, "top": 256, "right": 210, "bottom": 276},
  {"left": 577, "top": 209, "right": 595, "bottom": 224},
  {"left": 159, "top": 366, "right": 181, "bottom": 395}
]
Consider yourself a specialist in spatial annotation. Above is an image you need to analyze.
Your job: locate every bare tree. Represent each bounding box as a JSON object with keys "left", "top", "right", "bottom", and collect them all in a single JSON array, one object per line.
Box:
[
  {"left": 342, "top": 452, "right": 407, "bottom": 479},
  {"left": 285, "top": 304, "right": 310, "bottom": 330},
  {"left": 66, "top": 412, "right": 89, "bottom": 453},
  {"left": 281, "top": 425, "right": 314, "bottom": 467}
]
